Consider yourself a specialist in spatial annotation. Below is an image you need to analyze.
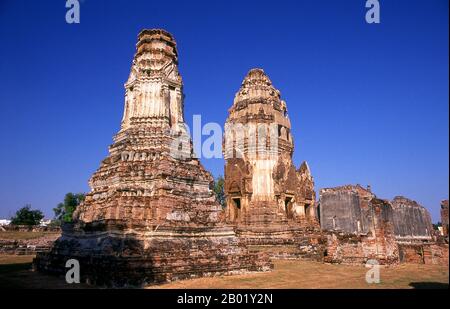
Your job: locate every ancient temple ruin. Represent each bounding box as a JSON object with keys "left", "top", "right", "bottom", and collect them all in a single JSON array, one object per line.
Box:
[
  {"left": 31, "top": 30, "right": 448, "bottom": 285},
  {"left": 391, "top": 196, "right": 433, "bottom": 242},
  {"left": 223, "top": 69, "right": 323, "bottom": 258},
  {"left": 319, "top": 185, "right": 399, "bottom": 264},
  {"left": 319, "top": 185, "right": 375, "bottom": 234},
  {"left": 34, "top": 29, "right": 271, "bottom": 286},
  {"left": 319, "top": 186, "right": 434, "bottom": 241},
  {"left": 319, "top": 185, "right": 448, "bottom": 265}
]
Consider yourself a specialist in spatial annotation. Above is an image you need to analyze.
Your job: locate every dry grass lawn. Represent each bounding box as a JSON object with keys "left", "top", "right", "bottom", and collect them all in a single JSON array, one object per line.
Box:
[
  {"left": 0, "top": 231, "right": 60, "bottom": 240},
  {"left": 0, "top": 255, "right": 446, "bottom": 289},
  {"left": 149, "top": 260, "right": 448, "bottom": 289}
]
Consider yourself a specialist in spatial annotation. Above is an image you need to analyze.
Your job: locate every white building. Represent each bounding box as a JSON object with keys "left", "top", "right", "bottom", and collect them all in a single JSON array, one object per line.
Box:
[
  {"left": 0, "top": 219, "right": 11, "bottom": 226},
  {"left": 40, "top": 219, "right": 52, "bottom": 227}
]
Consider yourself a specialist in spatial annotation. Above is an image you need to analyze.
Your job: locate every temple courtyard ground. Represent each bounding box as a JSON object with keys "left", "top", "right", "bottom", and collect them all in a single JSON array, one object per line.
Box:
[{"left": 0, "top": 255, "right": 447, "bottom": 289}]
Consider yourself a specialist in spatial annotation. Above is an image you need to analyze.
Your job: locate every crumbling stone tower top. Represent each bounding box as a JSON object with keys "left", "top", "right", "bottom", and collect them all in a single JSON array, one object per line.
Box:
[
  {"left": 232, "top": 68, "right": 283, "bottom": 106},
  {"left": 136, "top": 29, "right": 178, "bottom": 62},
  {"left": 120, "top": 28, "right": 184, "bottom": 134},
  {"left": 227, "top": 68, "right": 293, "bottom": 157}
]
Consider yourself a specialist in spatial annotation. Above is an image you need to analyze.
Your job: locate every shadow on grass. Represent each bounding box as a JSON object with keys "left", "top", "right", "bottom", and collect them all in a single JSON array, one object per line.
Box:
[
  {"left": 0, "top": 261, "right": 32, "bottom": 273},
  {"left": 409, "top": 282, "right": 449, "bottom": 289},
  {"left": 0, "top": 261, "right": 93, "bottom": 289},
  {"left": 0, "top": 261, "right": 33, "bottom": 289}
]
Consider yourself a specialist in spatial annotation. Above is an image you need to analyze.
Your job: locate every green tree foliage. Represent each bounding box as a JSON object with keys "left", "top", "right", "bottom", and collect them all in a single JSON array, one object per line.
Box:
[
  {"left": 213, "top": 176, "right": 226, "bottom": 208},
  {"left": 53, "top": 193, "right": 85, "bottom": 224},
  {"left": 433, "top": 222, "right": 442, "bottom": 230},
  {"left": 10, "top": 204, "right": 44, "bottom": 226}
]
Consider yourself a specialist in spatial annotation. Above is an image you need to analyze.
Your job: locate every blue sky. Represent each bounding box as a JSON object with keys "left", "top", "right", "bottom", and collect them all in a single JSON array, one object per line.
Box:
[{"left": 0, "top": 0, "right": 448, "bottom": 222}]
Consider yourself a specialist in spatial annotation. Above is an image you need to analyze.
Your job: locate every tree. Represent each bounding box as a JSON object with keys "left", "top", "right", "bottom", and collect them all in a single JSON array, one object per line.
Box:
[
  {"left": 433, "top": 222, "right": 442, "bottom": 230},
  {"left": 53, "top": 193, "right": 85, "bottom": 224},
  {"left": 10, "top": 204, "right": 44, "bottom": 226},
  {"left": 213, "top": 176, "right": 226, "bottom": 208}
]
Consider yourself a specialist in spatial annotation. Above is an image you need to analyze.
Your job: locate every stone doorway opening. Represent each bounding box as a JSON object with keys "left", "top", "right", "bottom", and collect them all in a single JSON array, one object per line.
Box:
[
  {"left": 232, "top": 197, "right": 241, "bottom": 221},
  {"left": 304, "top": 203, "right": 311, "bottom": 218},
  {"left": 285, "top": 196, "right": 294, "bottom": 219},
  {"left": 317, "top": 203, "right": 321, "bottom": 224}
]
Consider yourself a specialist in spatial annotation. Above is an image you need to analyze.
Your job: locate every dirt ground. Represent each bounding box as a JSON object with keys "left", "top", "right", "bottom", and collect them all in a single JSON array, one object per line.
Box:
[{"left": 0, "top": 255, "right": 447, "bottom": 289}]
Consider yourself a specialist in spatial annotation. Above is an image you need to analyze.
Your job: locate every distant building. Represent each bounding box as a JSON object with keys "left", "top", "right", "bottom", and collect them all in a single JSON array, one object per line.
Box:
[
  {"left": 39, "top": 219, "right": 52, "bottom": 227},
  {"left": 319, "top": 185, "right": 375, "bottom": 234},
  {"left": 0, "top": 219, "right": 11, "bottom": 226},
  {"left": 390, "top": 196, "right": 433, "bottom": 241},
  {"left": 319, "top": 186, "right": 433, "bottom": 241}
]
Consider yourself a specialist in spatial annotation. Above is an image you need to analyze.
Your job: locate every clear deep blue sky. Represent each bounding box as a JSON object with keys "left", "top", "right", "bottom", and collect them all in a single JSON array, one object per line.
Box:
[{"left": 0, "top": 0, "right": 448, "bottom": 222}]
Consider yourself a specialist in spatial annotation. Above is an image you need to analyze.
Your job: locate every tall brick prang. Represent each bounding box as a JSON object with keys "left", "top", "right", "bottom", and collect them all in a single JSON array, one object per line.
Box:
[
  {"left": 33, "top": 29, "right": 272, "bottom": 287},
  {"left": 223, "top": 69, "right": 323, "bottom": 258}
]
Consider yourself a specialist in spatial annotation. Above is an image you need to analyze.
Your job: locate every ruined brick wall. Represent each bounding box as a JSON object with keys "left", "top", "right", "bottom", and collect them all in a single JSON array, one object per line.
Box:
[
  {"left": 0, "top": 233, "right": 59, "bottom": 255},
  {"left": 424, "top": 244, "right": 449, "bottom": 265},
  {"left": 324, "top": 197, "right": 399, "bottom": 265},
  {"left": 325, "top": 233, "right": 367, "bottom": 264},
  {"left": 319, "top": 185, "right": 376, "bottom": 234},
  {"left": 319, "top": 185, "right": 448, "bottom": 266},
  {"left": 398, "top": 243, "right": 449, "bottom": 265},
  {"left": 398, "top": 245, "right": 426, "bottom": 264},
  {"left": 319, "top": 187, "right": 434, "bottom": 241},
  {"left": 441, "top": 200, "right": 449, "bottom": 236}
]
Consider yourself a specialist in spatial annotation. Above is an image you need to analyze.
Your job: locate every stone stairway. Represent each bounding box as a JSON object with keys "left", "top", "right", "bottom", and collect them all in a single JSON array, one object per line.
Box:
[{"left": 242, "top": 201, "right": 288, "bottom": 226}]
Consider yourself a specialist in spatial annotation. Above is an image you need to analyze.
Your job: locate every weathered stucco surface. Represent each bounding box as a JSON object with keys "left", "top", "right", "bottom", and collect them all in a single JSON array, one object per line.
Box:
[
  {"left": 391, "top": 196, "right": 433, "bottom": 240},
  {"left": 319, "top": 187, "right": 399, "bottom": 264},
  {"left": 319, "top": 185, "right": 375, "bottom": 234},
  {"left": 319, "top": 187, "right": 434, "bottom": 239}
]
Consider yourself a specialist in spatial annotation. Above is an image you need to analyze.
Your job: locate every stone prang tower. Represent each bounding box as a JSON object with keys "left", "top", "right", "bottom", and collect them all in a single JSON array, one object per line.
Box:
[
  {"left": 223, "top": 69, "right": 322, "bottom": 254},
  {"left": 34, "top": 30, "right": 271, "bottom": 287}
]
